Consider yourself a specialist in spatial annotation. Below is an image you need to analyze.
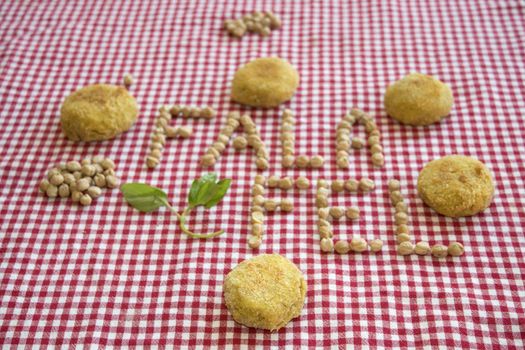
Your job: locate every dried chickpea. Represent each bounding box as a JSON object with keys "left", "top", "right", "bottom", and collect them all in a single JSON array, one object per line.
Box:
[
  {"left": 279, "top": 177, "right": 293, "bottom": 190},
  {"left": 252, "top": 184, "right": 264, "bottom": 197},
  {"left": 331, "top": 180, "right": 345, "bottom": 192},
  {"left": 315, "top": 196, "right": 329, "bottom": 208},
  {"left": 254, "top": 175, "right": 266, "bottom": 186},
  {"left": 395, "top": 201, "right": 407, "bottom": 214},
  {"left": 295, "top": 155, "right": 310, "bottom": 168},
  {"left": 396, "top": 233, "right": 411, "bottom": 244},
  {"left": 66, "top": 161, "right": 82, "bottom": 172},
  {"left": 388, "top": 179, "right": 401, "bottom": 192},
  {"left": 39, "top": 179, "right": 50, "bottom": 193},
  {"left": 431, "top": 244, "right": 448, "bottom": 258},
  {"left": 397, "top": 241, "right": 414, "bottom": 256},
  {"left": 177, "top": 126, "right": 193, "bottom": 138},
  {"left": 267, "top": 175, "right": 279, "bottom": 188},
  {"left": 213, "top": 142, "right": 226, "bottom": 153},
  {"left": 320, "top": 238, "right": 334, "bottom": 253},
  {"left": 368, "top": 135, "right": 380, "bottom": 146},
  {"left": 344, "top": 179, "right": 359, "bottom": 192},
  {"left": 329, "top": 206, "right": 345, "bottom": 219},
  {"left": 87, "top": 186, "right": 102, "bottom": 198},
  {"left": 217, "top": 134, "right": 230, "bottom": 144},
  {"left": 336, "top": 141, "right": 351, "bottom": 151},
  {"left": 94, "top": 174, "right": 106, "bottom": 188},
  {"left": 282, "top": 155, "right": 295, "bottom": 168},
  {"left": 150, "top": 149, "right": 162, "bottom": 160},
  {"left": 251, "top": 211, "right": 264, "bottom": 224},
  {"left": 394, "top": 212, "right": 409, "bottom": 225},
  {"left": 371, "top": 153, "right": 385, "bottom": 167},
  {"left": 448, "top": 242, "right": 464, "bottom": 257},
  {"left": 152, "top": 133, "right": 166, "bottom": 145},
  {"left": 79, "top": 194, "right": 92, "bottom": 206},
  {"left": 122, "top": 73, "right": 133, "bottom": 87},
  {"left": 248, "top": 235, "right": 262, "bottom": 249},
  {"left": 169, "top": 105, "right": 181, "bottom": 116},
  {"left": 317, "top": 218, "right": 331, "bottom": 228},
  {"left": 106, "top": 175, "right": 119, "bottom": 189},
  {"left": 358, "top": 178, "right": 375, "bottom": 192},
  {"left": 265, "top": 12, "right": 281, "bottom": 29},
  {"left": 414, "top": 241, "right": 430, "bottom": 255},
  {"left": 146, "top": 156, "right": 159, "bottom": 169},
  {"left": 343, "top": 113, "right": 356, "bottom": 124},
  {"left": 207, "top": 147, "right": 220, "bottom": 159},
  {"left": 317, "top": 188, "right": 330, "bottom": 197},
  {"left": 93, "top": 163, "right": 104, "bottom": 174},
  {"left": 71, "top": 190, "right": 82, "bottom": 203},
  {"left": 370, "top": 144, "right": 383, "bottom": 154},
  {"left": 335, "top": 240, "right": 350, "bottom": 254},
  {"left": 336, "top": 156, "right": 349, "bottom": 169},
  {"left": 338, "top": 120, "right": 352, "bottom": 130},
  {"left": 317, "top": 179, "right": 329, "bottom": 189},
  {"left": 309, "top": 155, "right": 324, "bottom": 168},
  {"left": 46, "top": 185, "right": 58, "bottom": 198},
  {"left": 81, "top": 164, "right": 96, "bottom": 177},
  {"left": 232, "top": 136, "right": 247, "bottom": 150},
  {"left": 251, "top": 205, "right": 264, "bottom": 213},
  {"left": 396, "top": 224, "right": 409, "bottom": 235},
  {"left": 295, "top": 176, "right": 310, "bottom": 189},
  {"left": 351, "top": 137, "right": 365, "bottom": 149},
  {"left": 318, "top": 208, "right": 330, "bottom": 220},
  {"left": 58, "top": 184, "right": 70, "bottom": 198},
  {"left": 350, "top": 237, "right": 368, "bottom": 253},
  {"left": 253, "top": 195, "right": 265, "bottom": 206},
  {"left": 76, "top": 178, "right": 90, "bottom": 192},
  {"left": 252, "top": 223, "right": 264, "bottom": 237},
  {"left": 345, "top": 207, "right": 360, "bottom": 220},
  {"left": 369, "top": 239, "right": 383, "bottom": 253},
  {"left": 319, "top": 226, "right": 332, "bottom": 239},
  {"left": 201, "top": 106, "right": 215, "bottom": 119},
  {"left": 49, "top": 173, "right": 64, "bottom": 186},
  {"left": 389, "top": 191, "right": 403, "bottom": 206},
  {"left": 263, "top": 199, "right": 279, "bottom": 211},
  {"left": 100, "top": 158, "right": 115, "bottom": 170},
  {"left": 200, "top": 154, "right": 216, "bottom": 167},
  {"left": 255, "top": 157, "right": 269, "bottom": 170},
  {"left": 280, "top": 199, "right": 293, "bottom": 212},
  {"left": 150, "top": 142, "right": 163, "bottom": 150}
]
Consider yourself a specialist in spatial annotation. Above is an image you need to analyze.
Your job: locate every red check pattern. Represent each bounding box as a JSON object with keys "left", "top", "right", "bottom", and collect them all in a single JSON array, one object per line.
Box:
[{"left": 1, "top": 1, "right": 524, "bottom": 348}]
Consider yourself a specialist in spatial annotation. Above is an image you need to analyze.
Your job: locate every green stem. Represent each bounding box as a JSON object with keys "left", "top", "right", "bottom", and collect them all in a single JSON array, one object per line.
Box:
[{"left": 172, "top": 207, "right": 224, "bottom": 239}]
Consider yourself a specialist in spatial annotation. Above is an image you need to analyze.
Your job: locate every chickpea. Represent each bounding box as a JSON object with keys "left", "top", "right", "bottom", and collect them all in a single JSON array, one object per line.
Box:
[
  {"left": 369, "top": 239, "right": 383, "bottom": 253},
  {"left": 295, "top": 176, "right": 310, "bottom": 189},
  {"left": 320, "top": 238, "right": 334, "bottom": 253},
  {"left": 335, "top": 240, "right": 350, "bottom": 254},
  {"left": 448, "top": 242, "right": 464, "bottom": 257}
]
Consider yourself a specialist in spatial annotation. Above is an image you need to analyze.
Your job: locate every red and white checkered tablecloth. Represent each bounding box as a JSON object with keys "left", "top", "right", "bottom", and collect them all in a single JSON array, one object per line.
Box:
[{"left": 1, "top": 0, "right": 524, "bottom": 348}]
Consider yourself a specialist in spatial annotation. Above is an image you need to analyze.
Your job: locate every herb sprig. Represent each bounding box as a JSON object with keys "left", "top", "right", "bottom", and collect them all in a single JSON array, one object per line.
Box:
[{"left": 121, "top": 173, "right": 231, "bottom": 239}]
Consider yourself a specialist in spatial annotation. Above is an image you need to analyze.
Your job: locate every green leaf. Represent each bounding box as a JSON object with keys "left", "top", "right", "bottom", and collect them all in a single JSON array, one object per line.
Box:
[
  {"left": 188, "top": 173, "right": 217, "bottom": 207},
  {"left": 121, "top": 183, "right": 170, "bottom": 213},
  {"left": 204, "top": 179, "right": 232, "bottom": 208}
]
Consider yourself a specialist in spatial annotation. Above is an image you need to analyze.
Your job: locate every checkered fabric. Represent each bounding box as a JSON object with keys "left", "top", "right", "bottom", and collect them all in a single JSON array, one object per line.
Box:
[{"left": 1, "top": 0, "right": 524, "bottom": 348}]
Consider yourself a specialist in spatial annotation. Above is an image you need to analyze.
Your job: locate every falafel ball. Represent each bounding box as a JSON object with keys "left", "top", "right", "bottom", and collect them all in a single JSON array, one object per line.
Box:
[
  {"left": 417, "top": 155, "right": 494, "bottom": 217},
  {"left": 384, "top": 72, "right": 453, "bottom": 126},
  {"left": 223, "top": 254, "right": 307, "bottom": 331},
  {"left": 60, "top": 84, "right": 138, "bottom": 141},
  {"left": 231, "top": 57, "right": 299, "bottom": 108}
]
